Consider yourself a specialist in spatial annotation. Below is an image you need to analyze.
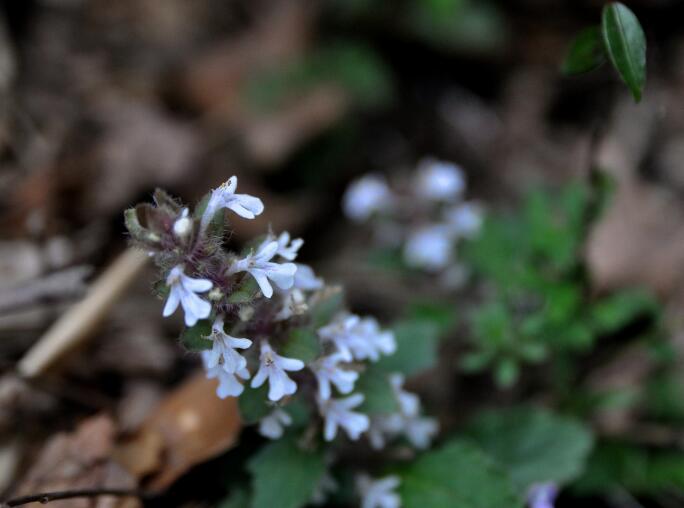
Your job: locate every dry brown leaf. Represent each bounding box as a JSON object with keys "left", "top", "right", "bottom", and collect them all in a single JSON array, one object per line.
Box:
[
  {"left": 14, "top": 414, "right": 140, "bottom": 508},
  {"left": 115, "top": 372, "right": 242, "bottom": 490}
]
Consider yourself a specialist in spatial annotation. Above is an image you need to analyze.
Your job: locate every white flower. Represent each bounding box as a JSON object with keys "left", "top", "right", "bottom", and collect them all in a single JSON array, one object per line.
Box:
[
  {"left": 258, "top": 408, "right": 292, "bottom": 439},
  {"left": 200, "top": 176, "right": 264, "bottom": 230},
  {"left": 368, "top": 414, "right": 404, "bottom": 450},
  {"left": 527, "top": 483, "right": 558, "bottom": 508},
  {"left": 162, "top": 265, "right": 212, "bottom": 327},
  {"left": 444, "top": 202, "right": 483, "bottom": 238},
  {"left": 312, "top": 352, "right": 359, "bottom": 401},
  {"left": 293, "top": 263, "right": 324, "bottom": 290},
  {"left": 415, "top": 159, "right": 464, "bottom": 201},
  {"left": 319, "top": 393, "right": 369, "bottom": 441},
  {"left": 274, "top": 288, "right": 308, "bottom": 321},
  {"left": 202, "top": 351, "right": 250, "bottom": 398},
  {"left": 172, "top": 208, "right": 193, "bottom": 240},
  {"left": 318, "top": 314, "right": 396, "bottom": 362},
  {"left": 229, "top": 240, "right": 297, "bottom": 298},
  {"left": 203, "top": 316, "right": 252, "bottom": 374},
  {"left": 273, "top": 231, "right": 304, "bottom": 261},
  {"left": 357, "top": 474, "right": 401, "bottom": 508},
  {"left": 251, "top": 341, "right": 305, "bottom": 401},
  {"left": 343, "top": 174, "right": 393, "bottom": 222},
  {"left": 403, "top": 224, "right": 453, "bottom": 271},
  {"left": 403, "top": 416, "right": 439, "bottom": 449}
]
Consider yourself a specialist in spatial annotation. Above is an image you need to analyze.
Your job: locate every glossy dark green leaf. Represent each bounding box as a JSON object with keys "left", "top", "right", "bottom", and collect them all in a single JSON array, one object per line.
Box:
[
  {"left": 601, "top": 2, "right": 646, "bottom": 102},
  {"left": 562, "top": 27, "right": 606, "bottom": 75}
]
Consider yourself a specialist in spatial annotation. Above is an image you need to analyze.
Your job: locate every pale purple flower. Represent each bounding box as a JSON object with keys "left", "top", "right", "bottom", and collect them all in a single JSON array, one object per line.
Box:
[
  {"left": 444, "top": 202, "right": 483, "bottom": 238},
  {"left": 229, "top": 240, "right": 297, "bottom": 298},
  {"left": 527, "top": 483, "right": 558, "bottom": 508},
  {"left": 343, "top": 174, "right": 393, "bottom": 222},
  {"left": 162, "top": 265, "right": 212, "bottom": 327},
  {"left": 312, "top": 352, "right": 359, "bottom": 401},
  {"left": 200, "top": 176, "right": 264, "bottom": 230},
  {"left": 258, "top": 408, "right": 292, "bottom": 439},
  {"left": 403, "top": 417, "right": 439, "bottom": 449},
  {"left": 203, "top": 316, "right": 252, "bottom": 374},
  {"left": 273, "top": 231, "right": 304, "bottom": 261},
  {"left": 357, "top": 474, "right": 401, "bottom": 508},
  {"left": 202, "top": 351, "right": 250, "bottom": 398},
  {"left": 403, "top": 224, "right": 453, "bottom": 271},
  {"left": 319, "top": 393, "right": 370, "bottom": 441},
  {"left": 293, "top": 263, "right": 324, "bottom": 291},
  {"left": 415, "top": 159, "right": 464, "bottom": 201},
  {"left": 318, "top": 314, "right": 396, "bottom": 362},
  {"left": 251, "top": 341, "right": 305, "bottom": 401}
]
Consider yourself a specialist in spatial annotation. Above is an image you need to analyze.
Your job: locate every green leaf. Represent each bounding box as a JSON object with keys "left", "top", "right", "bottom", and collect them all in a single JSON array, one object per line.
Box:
[
  {"left": 227, "top": 277, "right": 260, "bottom": 303},
  {"left": 218, "top": 488, "right": 250, "bottom": 508},
  {"left": 601, "top": 2, "right": 647, "bottom": 102},
  {"left": 356, "top": 365, "right": 399, "bottom": 415},
  {"left": 248, "top": 437, "right": 326, "bottom": 508},
  {"left": 238, "top": 384, "right": 271, "bottom": 424},
  {"left": 590, "top": 289, "right": 658, "bottom": 335},
  {"left": 562, "top": 26, "right": 606, "bottom": 75},
  {"left": 309, "top": 288, "right": 345, "bottom": 328},
  {"left": 467, "top": 407, "right": 593, "bottom": 491},
  {"left": 494, "top": 358, "right": 519, "bottom": 388},
  {"left": 399, "top": 439, "right": 523, "bottom": 508},
  {"left": 376, "top": 319, "right": 440, "bottom": 376},
  {"left": 179, "top": 320, "right": 213, "bottom": 352},
  {"left": 281, "top": 328, "right": 321, "bottom": 364},
  {"left": 408, "top": 300, "right": 457, "bottom": 333}
]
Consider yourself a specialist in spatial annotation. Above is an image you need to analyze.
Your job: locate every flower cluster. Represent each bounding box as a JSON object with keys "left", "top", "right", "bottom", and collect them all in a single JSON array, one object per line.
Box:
[
  {"left": 125, "top": 176, "right": 440, "bottom": 505},
  {"left": 343, "top": 158, "right": 483, "bottom": 284}
]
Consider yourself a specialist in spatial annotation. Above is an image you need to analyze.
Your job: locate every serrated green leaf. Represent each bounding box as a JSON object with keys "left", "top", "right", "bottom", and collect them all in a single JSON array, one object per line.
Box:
[
  {"left": 356, "top": 365, "right": 399, "bottom": 415},
  {"left": 179, "top": 320, "right": 213, "bottom": 352},
  {"left": 601, "top": 2, "right": 646, "bottom": 102},
  {"left": 238, "top": 384, "right": 271, "bottom": 424},
  {"left": 467, "top": 408, "right": 593, "bottom": 491},
  {"left": 376, "top": 319, "right": 440, "bottom": 376},
  {"left": 399, "top": 439, "right": 523, "bottom": 508},
  {"left": 562, "top": 26, "right": 606, "bottom": 75},
  {"left": 248, "top": 437, "right": 326, "bottom": 508},
  {"left": 281, "top": 328, "right": 321, "bottom": 364}
]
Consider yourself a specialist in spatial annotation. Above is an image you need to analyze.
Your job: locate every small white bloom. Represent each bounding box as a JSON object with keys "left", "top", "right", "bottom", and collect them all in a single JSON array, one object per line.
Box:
[
  {"left": 274, "top": 288, "right": 308, "bottom": 321},
  {"left": 343, "top": 174, "right": 393, "bottom": 222},
  {"left": 204, "top": 316, "right": 252, "bottom": 374},
  {"left": 229, "top": 240, "right": 297, "bottom": 298},
  {"left": 273, "top": 231, "right": 304, "bottom": 261},
  {"left": 251, "top": 341, "right": 305, "bottom": 401},
  {"left": 202, "top": 351, "right": 250, "bottom": 398},
  {"left": 527, "top": 483, "right": 558, "bottom": 508},
  {"left": 318, "top": 314, "right": 396, "bottom": 362},
  {"left": 403, "top": 416, "right": 439, "bottom": 449},
  {"left": 200, "top": 176, "right": 264, "bottom": 230},
  {"left": 357, "top": 474, "right": 401, "bottom": 508},
  {"left": 403, "top": 224, "right": 453, "bottom": 271},
  {"left": 311, "top": 471, "right": 338, "bottom": 505},
  {"left": 258, "top": 408, "right": 292, "bottom": 439},
  {"left": 368, "top": 414, "right": 404, "bottom": 450},
  {"left": 162, "top": 265, "right": 212, "bottom": 327},
  {"left": 444, "top": 202, "right": 483, "bottom": 238},
  {"left": 172, "top": 208, "right": 193, "bottom": 240},
  {"left": 312, "top": 352, "right": 359, "bottom": 401},
  {"left": 319, "top": 393, "right": 370, "bottom": 441},
  {"left": 415, "top": 159, "right": 464, "bottom": 201},
  {"left": 293, "top": 263, "right": 324, "bottom": 291},
  {"left": 389, "top": 374, "right": 419, "bottom": 417}
]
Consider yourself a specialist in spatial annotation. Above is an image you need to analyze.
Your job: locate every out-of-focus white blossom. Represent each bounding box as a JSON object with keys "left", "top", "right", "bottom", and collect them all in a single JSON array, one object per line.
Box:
[
  {"left": 403, "top": 224, "right": 453, "bottom": 271},
  {"left": 229, "top": 240, "right": 297, "bottom": 298},
  {"left": 258, "top": 408, "right": 292, "bottom": 439},
  {"left": 162, "top": 265, "right": 212, "bottom": 327},
  {"left": 272, "top": 231, "right": 304, "bottom": 261},
  {"left": 200, "top": 176, "right": 264, "bottom": 230},
  {"left": 293, "top": 263, "right": 324, "bottom": 291},
  {"left": 312, "top": 352, "right": 359, "bottom": 400},
  {"left": 202, "top": 351, "right": 250, "bottom": 398},
  {"left": 172, "top": 208, "right": 193, "bottom": 241},
  {"left": 274, "top": 288, "right": 308, "bottom": 321},
  {"left": 203, "top": 316, "right": 252, "bottom": 374},
  {"left": 444, "top": 202, "right": 483, "bottom": 238},
  {"left": 343, "top": 174, "right": 394, "bottom": 222},
  {"left": 357, "top": 474, "right": 401, "bottom": 508},
  {"left": 319, "top": 393, "right": 370, "bottom": 441},
  {"left": 415, "top": 159, "right": 464, "bottom": 201},
  {"left": 527, "top": 483, "right": 558, "bottom": 508},
  {"left": 251, "top": 341, "right": 305, "bottom": 401},
  {"left": 318, "top": 314, "right": 396, "bottom": 362}
]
